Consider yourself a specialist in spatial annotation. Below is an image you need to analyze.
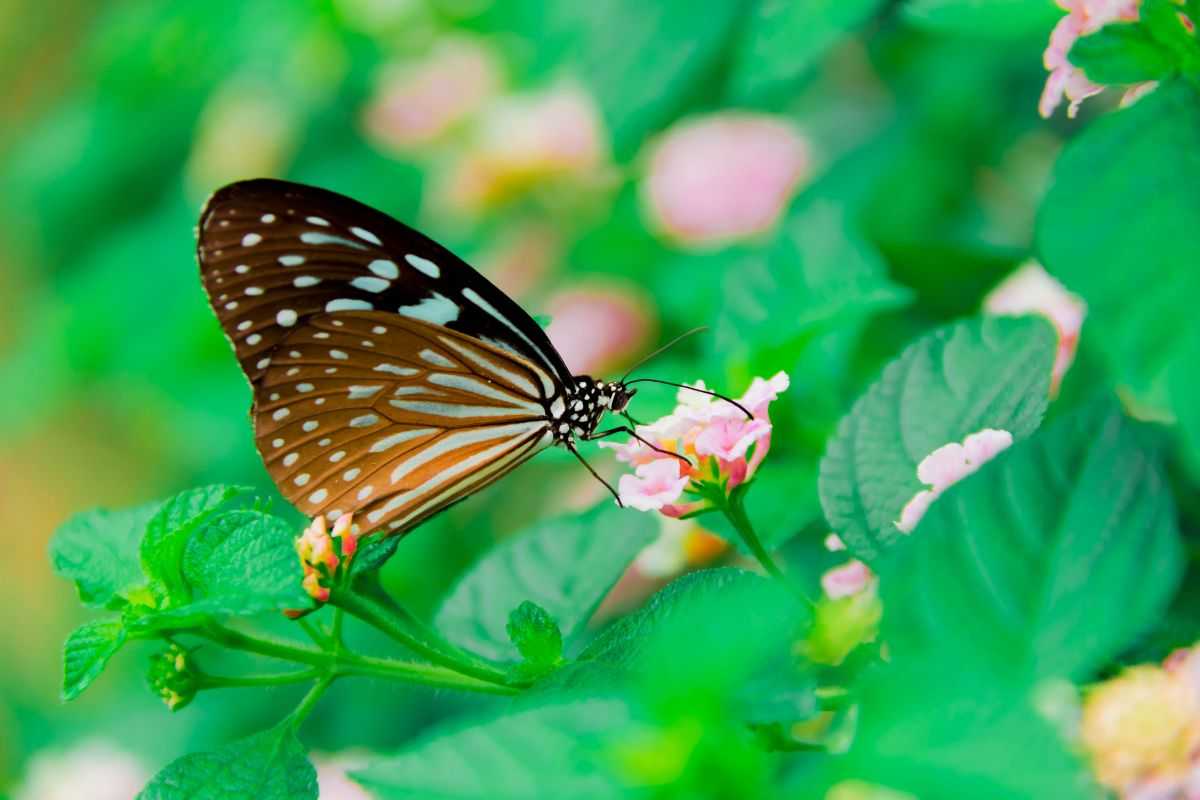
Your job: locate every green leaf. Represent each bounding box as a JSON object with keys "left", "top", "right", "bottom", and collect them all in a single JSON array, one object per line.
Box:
[
  {"left": 1037, "top": 80, "right": 1200, "bottom": 414},
  {"left": 62, "top": 618, "right": 127, "bottom": 701},
  {"left": 506, "top": 601, "right": 564, "bottom": 671},
  {"left": 140, "top": 485, "right": 246, "bottom": 605},
  {"left": 841, "top": 664, "right": 1094, "bottom": 799},
  {"left": 818, "top": 315, "right": 1056, "bottom": 561},
  {"left": 725, "top": 0, "right": 887, "bottom": 104},
  {"left": 1070, "top": 22, "right": 1179, "bottom": 84},
  {"left": 880, "top": 404, "right": 1183, "bottom": 681},
  {"left": 581, "top": 568, "right": 805, "bottom": 709},
  {"left": 50, "top": 500, "right": 160, "bottom": 608},
  {"left": 701, "top": 457, "right": 821, "bottom": 552},
  {"left": 902, "top": 0, "right": 1063, "bottom": 39},
  {"left": 519, "top": 0, "right": 745, "bottom": 156},
  {"left": 131, "top": 510, "right": 311, "bottom": 630},
  {"left": 1170, "top": 331, "right": 1200, "bottom": 479},
  {"left": 713, "top": 202, "right": 913, "bottom": 365},
  {"left": 436, "top": 504, "right": 656, "bottom": 661},
  {"left": 138, "top": 725, "right": 317, "bottom": 800},
  {"left": 353, "top": 698, "right": 635, "bottom": 800}
]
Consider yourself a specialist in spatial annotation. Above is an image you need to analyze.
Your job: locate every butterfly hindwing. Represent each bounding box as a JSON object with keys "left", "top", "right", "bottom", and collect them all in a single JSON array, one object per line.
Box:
[
  {"left": 257, "top": 311, "right": 555, "bottom": 534},
  {"left": 196, "top": 178, "right": 573, "bottom": 387}
]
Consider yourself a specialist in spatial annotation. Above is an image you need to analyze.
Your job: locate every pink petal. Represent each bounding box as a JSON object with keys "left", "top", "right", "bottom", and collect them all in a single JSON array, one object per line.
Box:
[
  {"left": 643, "top": 114, "right": 811, "bottom": 248},
  {"left": 822, "top": 560, "right": 875, "bottom": 599},
  {"left": 617, "top": 459, "right": 691, "bottom": 511}
]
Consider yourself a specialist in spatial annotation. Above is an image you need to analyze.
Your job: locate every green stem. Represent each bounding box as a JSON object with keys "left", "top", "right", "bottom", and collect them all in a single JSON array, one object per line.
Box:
[
  {"left": 197, "top": 669, "right": 322, "bottom": 689},
  {"left": 287, "top": 674, "right": 334, "bottom": 728},
  {"left": 198, "top": 625, "right": 516, "bottom": 694},
  {"left": 721, "top": 490, "right": 813, "bottom": 606},
  {"left": 328, "top": 588, "right": 515, "bottom": 687}
]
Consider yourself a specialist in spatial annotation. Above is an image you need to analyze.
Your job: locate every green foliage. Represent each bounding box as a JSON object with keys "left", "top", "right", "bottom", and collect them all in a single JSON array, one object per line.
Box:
[
  {"left": 881, "top": 404, "right": 1183, "bottom": 681},
  {"left": 1069, "top": 21, "right": 1180, "bottom": 83},
  {"left": 725, "top": 0, "right": 887, "bottom": 104},
  {"left": 140, "top": 485, "right": 247, "bottom": 604},
  {"left": 354, "top": 698, "right": 636, "bottom": 799},
  {"left": 137, "top": 725, "right": 317, "bottom": 800},
  {"left": 1038, "top": 79, "right": 1200, "bottom": 429},
  {"left": 50, "top": 501, "right": 162, "bottom": 608},
  {"left": 62, "top": 618, "right": 127, "bottom": 701},
  {"left": 506, "top": 601, "right": 564, "bottom": 673},
  {"left": 902, "top": 0, "right": 1063, "bottom": 39},
  {"left": 819, "top": 315, "right": 1056, "bottom": 561},
  {"left": 436, "top": 504, "right": 655, "bottom": 661}
]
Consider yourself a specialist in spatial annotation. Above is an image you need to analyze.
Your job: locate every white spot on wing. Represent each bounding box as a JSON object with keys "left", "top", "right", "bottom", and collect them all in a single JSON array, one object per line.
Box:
[
  {"left": 351, "top": 277, "right": 390, "bottom": 293},
  {"left": 326, "top": 299, "right": 373, "bottom": 312},
  {"left": 294, "top": 276, "right": 321, "bottom": 287},
  {"left": 273, "top": 408, "right": 290, "bottom": 421},
  {"left": 343, "top": 468, "right": 361, "bottom": 481},
  {"left": 261, "top": 213, "right": 276, "bottom": 223},
  {"left": 419, "top": 349, "right": 456, "bottom": 368},
  {"left": 350, "top": 413, "right": 380, "bottom": 428},
  {"left": 347, "top": 385, "right": 382, "bottom": 399},
  {"left": 330, "top": 350, "right": 349, "bottom": 360},
  {"left": 279, "top": 255, "right": 305, "bottom": 266},
  {"left": 351, "top": 226, "right": 382, "bottom": 245},
  {"left": 309, "top": 489, "right": 328, "bottom": 504},
  {"left": 303, "top": 420, "right": 319, "bottom": 432},
  {"left": 301, "top": 232, "right": 367, "bottom": 249},
  {"left": 277, "top": 309, "right": 298, "bottom": 327},
  {"left": 295, "top": 473, "right": 311, "bottom": 487},
  {"left": 306, "top": 216, "right": 330, "bottom": 226},
  {"left": 246, "top": 333, "right": 263, "bottom": 345},
  {"left": 405, "top": 254, "right": 440, "bottom": 278},
  {"left": 375, "top": 363, "right": 417, "bottom": 376},
  {"left": 283, "top": 453, "right": 299, "bottom": 467},
  {"left": 369, "top": 260, "right": 399, "bottom": 279},
  {"left": 242, "top": 233, "right": 262, "bottom": 246},
  {"left": 399, "top": 292, "right": 459, "bottom": 325}
]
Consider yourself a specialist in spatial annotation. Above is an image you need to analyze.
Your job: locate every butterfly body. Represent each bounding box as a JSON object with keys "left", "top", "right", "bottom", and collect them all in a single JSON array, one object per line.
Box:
[{"left": 197, "top": 178, "right": 640, "bottom": 536}]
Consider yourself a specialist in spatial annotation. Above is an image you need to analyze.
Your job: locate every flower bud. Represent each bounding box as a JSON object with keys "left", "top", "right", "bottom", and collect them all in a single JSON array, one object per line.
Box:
[{"left": 147, "top": 643, "right": 199, "bottom": 712}]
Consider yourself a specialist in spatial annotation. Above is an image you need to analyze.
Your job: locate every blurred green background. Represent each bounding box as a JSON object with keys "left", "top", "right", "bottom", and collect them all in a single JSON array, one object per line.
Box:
[{"left": 0, "top": 0, "right": 1090, "bottom": 793}]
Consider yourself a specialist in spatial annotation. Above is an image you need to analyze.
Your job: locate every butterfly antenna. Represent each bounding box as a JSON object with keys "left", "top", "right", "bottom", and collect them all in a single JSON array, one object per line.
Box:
[
  {"left": 620, "top": 326, "right": 708, "bottom": 384},
  {"left": 624, "top": 377, "right": 754, "bottom": 420}
]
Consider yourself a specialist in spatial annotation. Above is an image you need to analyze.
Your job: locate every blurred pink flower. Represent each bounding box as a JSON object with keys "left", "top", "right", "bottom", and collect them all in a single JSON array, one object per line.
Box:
[
  {"left": 1039, "top": 0, "right": 1151, "bottom": 118},
  {"left": 604, "top": 372, "right": 789, "bottom": 514},
  {"left": 1082, "top": 643, "right": 1200, "bottom": 797},
  {"left": 362, "top": 37, "right": 501, "bottom": 153},
  {"left": 642, "top": 112, "right": 812, "bottom": 248},
  {"left": 545, "top": 283, "right": 655, "bottom": 375},
  {"left": 438, "top": 82, "right": 609, "bottom": 213},
  {"left": 633, "top": 517, "right": 729, "bottom": 578},
  {"left": 896, "top": 429, "right": 1014, "bottom": 533},
  {"left": 984, "top": 261, "right": 1086, "bottom": 395},
  {"left": 821, "top": 559, "right": 875, "bottom": 599},
  {"left": 474, "top": 224, "right": 563, "bottom": 300},
  {"left": 314, "top": 753, "right": 373, "bottom": 800},
  {"left": 15, "top": 740, "right": 149, "bottom": 800}
]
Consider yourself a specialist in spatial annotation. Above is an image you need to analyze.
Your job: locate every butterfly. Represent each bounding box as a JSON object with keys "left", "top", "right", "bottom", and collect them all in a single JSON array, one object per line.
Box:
[{"left": 196, "top": 178, "right": 721, "bottom": 537}]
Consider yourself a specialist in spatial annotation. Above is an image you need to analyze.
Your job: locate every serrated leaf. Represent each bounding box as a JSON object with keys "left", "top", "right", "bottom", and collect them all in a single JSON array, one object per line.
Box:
[
  {"left": 50, "top": 500, "right": 160, "bottom": 608},
  {"left": 1037, "top": 80, "right": 1200, "bottom": 413},
  {"left": 714, "top": 202, "right": 913, "bottom": 365},
  {"left": 818, "top": 315, "right": 1056, "bottom": 562},
  {"left": 1069, "top": 22, "right": 1178, "bottom": 84},
  {"left": 138, "top": 725, "right": 317, "bottom": 800},
  {"left": 140, "top": 485, "right": 246, "bottom": 605},
  {"left": 436, "top": 504, "right": 655, "bottom": 661},
  {"left": 881, "top": 404, "right": 1183, "bottom": 681},
  {"left": 724, "top": 0, "right": 886, "bottom": 104},
  {"left": 353, "top": 698, "right": 635, "bottom": 800},
  {"left": 62, "top": 618, "right": 126, "bottom": 701}
]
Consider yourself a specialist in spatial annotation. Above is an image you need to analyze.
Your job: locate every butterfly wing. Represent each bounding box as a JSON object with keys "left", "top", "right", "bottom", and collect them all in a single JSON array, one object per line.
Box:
[
  {"left": 256, "top": 311, "right": 554, "bottom": 535},
  {"left": 196, "top": 178, "right": 573, "bottom": 388}
]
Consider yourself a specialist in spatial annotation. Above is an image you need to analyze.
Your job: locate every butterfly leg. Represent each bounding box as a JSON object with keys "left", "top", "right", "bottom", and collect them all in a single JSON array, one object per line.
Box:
[
  {"left": 584, "top": 426, "right": 692, "bottom": 467},
  {"left": 565, "top": 440, "right": 624, "bottom": 507}
]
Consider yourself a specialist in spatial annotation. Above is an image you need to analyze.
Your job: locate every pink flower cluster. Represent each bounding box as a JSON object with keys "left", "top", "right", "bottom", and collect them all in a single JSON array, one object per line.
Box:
[
  {"left": 1040, "top": 0, "right": 1151, "bottom": 118},
  {"left": 984, "top": 261, "right": 1086, "bottom": 395},
  {"left": 642, "top": 113, "right": 812, "bottom": 248},
  {"left": 1082, "top": 643, "right": 1200, "bottom": 798},
  {"left": 294, "top": 513, "right": 360, "bottom": 605},
  {"left": 603, "top": 372, "right": 789, "bottom": 514}
]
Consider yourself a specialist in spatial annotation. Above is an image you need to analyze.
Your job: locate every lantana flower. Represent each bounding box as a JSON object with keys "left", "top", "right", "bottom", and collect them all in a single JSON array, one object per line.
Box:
[
  {"left": 642, "top": 113, "right": 812, "bottom": 249},
  {"left": 984, "top": 261, "right": 1086, "bottom": 395},
  {"left": 293, "top": 513, "right": 360, "bottom": 606},
  {"left": 436, "top": 81, "right": 609, "bottom": 214},
  {"left": 1081, "top": 642, "right": 1200, "bottom": 798},
  {"left": 603, "top": 372, "right": 790, "bottom": 515},
  {"left": 545, "top": 283, "right": 656, "bottom": 376},
  {"left": 362, "top": 37, "right": 501, "bottom": 153},
  {"left": 1039, "top": 0, "right": 1152, "bottom": 118},
  {"left": 895, "top": 428, "right": 1014, "bottom": 534}
]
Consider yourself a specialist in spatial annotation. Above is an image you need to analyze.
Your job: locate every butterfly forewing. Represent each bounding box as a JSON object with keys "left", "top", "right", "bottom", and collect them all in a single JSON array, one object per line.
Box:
[
  {"left": 197, "top": 179, "right": 573, "bottom": 387},
  {"left": 257, "top": 312, "right": 555, "bottom": 534}
]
